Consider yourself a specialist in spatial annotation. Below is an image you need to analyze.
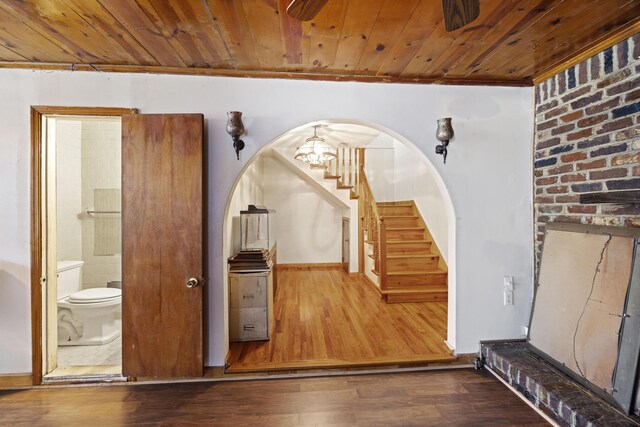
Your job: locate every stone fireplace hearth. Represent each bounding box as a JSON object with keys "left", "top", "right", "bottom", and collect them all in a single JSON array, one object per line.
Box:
[{"left": 481, "top": 341, "right": 640, "bottom": 427}]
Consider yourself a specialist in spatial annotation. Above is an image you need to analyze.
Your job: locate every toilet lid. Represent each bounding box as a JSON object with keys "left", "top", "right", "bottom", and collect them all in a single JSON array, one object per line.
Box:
[{"left": 69, "top": 288, "right": 121, "bottom": 304}]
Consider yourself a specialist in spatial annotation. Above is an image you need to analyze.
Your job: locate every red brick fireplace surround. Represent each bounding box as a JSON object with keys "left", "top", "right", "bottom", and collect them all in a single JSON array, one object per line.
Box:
[
  {"left": 534, "top": 34, "right": 640, "bottom": 261},
  {"left": 482, "top": 33, "right": 640, "bottom": 427}
]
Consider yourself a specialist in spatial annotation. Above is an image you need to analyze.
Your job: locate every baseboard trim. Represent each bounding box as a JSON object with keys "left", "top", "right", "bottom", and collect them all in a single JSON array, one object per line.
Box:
[
  {"left": 205, "top": 366, "right": 226, "bottom": 378},
  {"left": 277, "top": 263, "right": 342, "bottom": 270},
  {"left": 0, "top": 373, "right": 33, "bottom": 388}
]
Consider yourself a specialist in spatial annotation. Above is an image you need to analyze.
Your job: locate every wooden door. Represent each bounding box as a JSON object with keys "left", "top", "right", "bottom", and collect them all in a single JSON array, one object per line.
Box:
[
  {"left": 342, "top": 218, "right": 350, "bottom": 273},
  {"left": 121, "top": 114, "right": 204, "bottom": 378}
]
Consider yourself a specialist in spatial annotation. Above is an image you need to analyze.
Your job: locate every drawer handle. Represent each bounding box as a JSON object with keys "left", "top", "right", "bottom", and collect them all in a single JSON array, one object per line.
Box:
[{"left": 243, "top": 324, "right": 255, "bottom": 331}]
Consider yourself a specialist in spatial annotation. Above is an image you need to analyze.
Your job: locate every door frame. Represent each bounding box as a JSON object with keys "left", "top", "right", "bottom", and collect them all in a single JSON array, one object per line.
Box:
[
  {"left": 342, "top": 217, "right": 350, "bottom": 273},
  {"left": 30, "top": 106, "right": 137, "bottom": 385}
]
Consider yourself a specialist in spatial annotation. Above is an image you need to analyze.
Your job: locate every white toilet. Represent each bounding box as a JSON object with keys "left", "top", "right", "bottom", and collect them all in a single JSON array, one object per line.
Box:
[{"left": 57, "top": 260, "right": 121, "bottom": 346}]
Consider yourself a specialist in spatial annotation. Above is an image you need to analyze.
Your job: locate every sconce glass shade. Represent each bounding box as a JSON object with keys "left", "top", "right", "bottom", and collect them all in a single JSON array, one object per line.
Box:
[
  {"left": 436, "top": 117, "right": 454, "bottom": 142},
  {"left": 226, "top": 111, "right": 245, "bottom": 137},
  {"left": 435, "top": 117, "right": 454, "bottom": 164},
  {"left": 226, "top": 111, "right": 245, "bottom": 160},
  {"left": 294, "top": 126, "right": 337, "bottom": 166}
]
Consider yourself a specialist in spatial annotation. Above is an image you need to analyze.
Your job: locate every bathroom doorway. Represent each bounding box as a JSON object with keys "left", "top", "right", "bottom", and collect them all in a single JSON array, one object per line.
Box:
[{"left": 31, "top": 107, "right": 136, "bottom": 382}]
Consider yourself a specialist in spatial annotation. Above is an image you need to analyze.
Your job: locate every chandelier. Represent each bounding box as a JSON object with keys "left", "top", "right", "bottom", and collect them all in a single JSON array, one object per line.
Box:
[{"left": 294, "top": 125, "right": 337, "bottom": 166}]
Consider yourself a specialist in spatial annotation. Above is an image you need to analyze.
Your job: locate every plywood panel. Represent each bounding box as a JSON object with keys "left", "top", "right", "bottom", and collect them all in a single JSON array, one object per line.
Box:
[{"left": 529, "top": 227, "right": 635, "bottom": 393}]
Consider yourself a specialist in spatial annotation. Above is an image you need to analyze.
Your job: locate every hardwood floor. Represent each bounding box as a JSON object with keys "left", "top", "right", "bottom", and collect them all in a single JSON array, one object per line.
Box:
[
  {"left": 227, "top": 268, "right": 454, "bottom": 372},
  {"left": 0, "top": 370, "right": 548, "bottom": 426}
]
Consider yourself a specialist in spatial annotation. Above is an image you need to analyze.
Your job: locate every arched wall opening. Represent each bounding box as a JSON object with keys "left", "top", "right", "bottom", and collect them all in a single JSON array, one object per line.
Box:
[{"left": 221, "top": 118, "right": 458, "bottom": 361}]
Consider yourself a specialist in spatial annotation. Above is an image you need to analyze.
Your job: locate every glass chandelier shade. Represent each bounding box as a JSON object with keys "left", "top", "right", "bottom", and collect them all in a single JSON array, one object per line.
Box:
[{"left": 294, "top": 126, "right": 337, "bottom": 166}]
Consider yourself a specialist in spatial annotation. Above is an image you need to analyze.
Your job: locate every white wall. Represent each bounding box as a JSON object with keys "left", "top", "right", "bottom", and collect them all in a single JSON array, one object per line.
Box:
[
  {"left": 392, "top": 139, "right": 450, "bottom": 262},
  {"left": 56, "top": 120, "right": 83, "bottom": 261},
  {"left": 262, "top": 156, "right": 342, "bottom": 264},
  {"left": 0, "top": 69, "right": 533, "bottom": 373},
  {"left": 80, "top": 119, "right": 122, "bottom": 289},
  {"left": 363, "top": 134, "right": 395, "bottom": 201}
]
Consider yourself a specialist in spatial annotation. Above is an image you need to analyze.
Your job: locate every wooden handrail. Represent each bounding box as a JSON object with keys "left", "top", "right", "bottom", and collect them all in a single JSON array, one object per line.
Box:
[
  {"left": 359, "top": 163, "right": 387, "bottom": 290},
  {"left": 379, "top": 217, "right": 387, "bottom": 290},
  {"left": 327, "top": 146, "right": 362, "bottom": 197}
]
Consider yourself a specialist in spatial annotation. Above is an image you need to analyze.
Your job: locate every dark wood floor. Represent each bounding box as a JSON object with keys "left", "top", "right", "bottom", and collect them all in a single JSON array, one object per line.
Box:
[
  {"left": 228, "top": 268, "right": 453, "bottom": 372},
  {"left": 0, "top": 369, "right": 548, "bottom": 426}
]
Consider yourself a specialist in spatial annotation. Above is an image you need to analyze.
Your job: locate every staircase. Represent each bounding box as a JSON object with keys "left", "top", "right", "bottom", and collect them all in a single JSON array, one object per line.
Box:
[
  {"left": 360, "top": 169, "right": 448, "bottom": 303},
  {"left": 281, "top": 145, "right": 447, "bottom": 303},
  {"left": 375, "top": 201, "right": 448, "bottom": 303},
  {"left": 322, "top": 145, "right": 360, "bottom": 200}
]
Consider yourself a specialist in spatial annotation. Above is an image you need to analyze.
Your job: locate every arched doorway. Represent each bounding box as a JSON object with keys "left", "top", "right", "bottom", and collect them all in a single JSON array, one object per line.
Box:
[{"left": 222, "top": 119, "right": 457, "bottom": 372}]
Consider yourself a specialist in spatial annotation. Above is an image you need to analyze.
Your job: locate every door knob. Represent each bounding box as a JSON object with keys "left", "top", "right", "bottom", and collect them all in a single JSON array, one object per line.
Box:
[{"left": 186, "top": 277, "right": 200, "bottom": 288}]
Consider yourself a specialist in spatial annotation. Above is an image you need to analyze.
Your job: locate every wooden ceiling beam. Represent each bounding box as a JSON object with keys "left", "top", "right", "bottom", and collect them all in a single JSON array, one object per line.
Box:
[
  {"left": 0, "top": 0, "right": 636, "bottom": 85},
  {"left": 0, "top": 60, "right": 532, "bottom": 86}
]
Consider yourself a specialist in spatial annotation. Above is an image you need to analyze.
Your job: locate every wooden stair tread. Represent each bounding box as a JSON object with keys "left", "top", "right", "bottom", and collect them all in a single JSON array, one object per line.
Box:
[
  {"left": 387, "top": 253, "right": 438, "bottom": 259},
  {"left": 386, "top": 227, "right": 424, "bottom": 231},
  {"left": 381, "top": 287, "right": 447, "bottom": 294},
  {"left": 386, "top": 239, "right": 431, "bottom": 244},
  {"left": 377, "top": 202, "right": 413, "bottom": 206},
  {"left": 324, "top": 175, "right": 340, "bottom": 179},
  {"left": 387, "top": 269, "right": 447, "bottom": 276},
  {"left": 381, "top": 215, "right": 418, "bottom": 218},
  {"left": 337, "top": 185, "right": 354, "bottom": 189}
]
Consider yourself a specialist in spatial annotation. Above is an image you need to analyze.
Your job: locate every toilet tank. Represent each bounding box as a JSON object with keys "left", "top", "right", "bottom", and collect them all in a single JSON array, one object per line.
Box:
[{"left": 57, "top": 260, "right": 84, "bottom": 300}]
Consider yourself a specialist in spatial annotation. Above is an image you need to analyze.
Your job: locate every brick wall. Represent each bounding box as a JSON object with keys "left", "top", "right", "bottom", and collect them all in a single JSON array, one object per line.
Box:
[{"left": 534, "top": 34, "right": 640, "bottom": 259}]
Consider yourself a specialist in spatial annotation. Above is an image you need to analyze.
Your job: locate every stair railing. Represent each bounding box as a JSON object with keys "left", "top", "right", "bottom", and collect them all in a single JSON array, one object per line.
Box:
[
  {"left": 359, "top": 165, "right": 387, "bottom": 290},
  {"left": 324, "top": 146, "right": 362, "bottom": 198}
]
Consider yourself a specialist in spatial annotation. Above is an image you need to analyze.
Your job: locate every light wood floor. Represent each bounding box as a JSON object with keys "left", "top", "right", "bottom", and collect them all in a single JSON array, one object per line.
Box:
[
  {"left": 227, "top": 268, "right": 454, "bottom": 372},
  {"left": 0, "top": 370, "right": 548, "bottom": 426}
]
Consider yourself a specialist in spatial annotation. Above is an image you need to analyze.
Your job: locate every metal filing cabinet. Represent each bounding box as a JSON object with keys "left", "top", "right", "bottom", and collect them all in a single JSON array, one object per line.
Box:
[{"left": 229, "top": 270, "right": 274, "bottom": 342}]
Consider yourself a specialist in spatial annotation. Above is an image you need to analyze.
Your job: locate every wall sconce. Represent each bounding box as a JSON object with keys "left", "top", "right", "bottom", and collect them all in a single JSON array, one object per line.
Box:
[
  {"left": 226, "top": 111, "right": 245, "bottom": 160},
  {"left": 435, "top": 117, "right": 454, "bottom": 164}
]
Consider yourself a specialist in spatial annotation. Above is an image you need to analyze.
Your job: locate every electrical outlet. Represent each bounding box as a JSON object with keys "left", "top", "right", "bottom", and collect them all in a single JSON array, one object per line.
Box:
[
  {"left": 522, "top": 326, "right": 529, "bottom": 336},
  {"left": 504, "top": 276, "right": 514, "bottom": 305}
]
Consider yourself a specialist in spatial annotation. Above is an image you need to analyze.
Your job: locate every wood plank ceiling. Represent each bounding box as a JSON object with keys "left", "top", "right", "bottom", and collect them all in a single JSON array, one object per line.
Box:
[{"left": 0, "top": 0, "right": 638, "bottom": 86}]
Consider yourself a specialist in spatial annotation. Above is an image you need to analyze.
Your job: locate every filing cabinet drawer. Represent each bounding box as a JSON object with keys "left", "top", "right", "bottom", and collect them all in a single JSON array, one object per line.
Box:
[
  {"left": 229, "top": 275, "right": 268, "bottom": 308},
  {"left": 229, "top": 308, "right": 268, "bottom": 341}
]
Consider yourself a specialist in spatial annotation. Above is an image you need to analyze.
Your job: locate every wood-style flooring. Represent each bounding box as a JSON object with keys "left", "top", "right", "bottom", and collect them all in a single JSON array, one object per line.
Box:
[
  {"left": 0, "top": 370, "right": 548, "bottom": 426},
  {"left": 227, "top": 268, "right": 453, "bottom": 372}
]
